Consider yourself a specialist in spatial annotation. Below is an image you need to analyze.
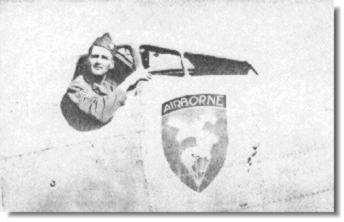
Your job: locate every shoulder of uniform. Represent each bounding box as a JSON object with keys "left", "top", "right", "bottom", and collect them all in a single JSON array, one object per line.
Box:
[
  {"left": 74, "top": 74, "right": 86, "bottom": 82},
  {"left": 104, "top": 77, "right": 118, "bottom": 88}
]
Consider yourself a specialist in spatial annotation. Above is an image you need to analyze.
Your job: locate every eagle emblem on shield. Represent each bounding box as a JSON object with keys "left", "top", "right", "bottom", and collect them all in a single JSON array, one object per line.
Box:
[{"left": 161, "top": 94, "right": 228, "bottom": 192}]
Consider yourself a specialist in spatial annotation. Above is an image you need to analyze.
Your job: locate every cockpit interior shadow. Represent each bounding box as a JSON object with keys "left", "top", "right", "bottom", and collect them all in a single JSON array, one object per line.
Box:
[{"left": 60, "top": 54, "right": 133, "bottom": 132}]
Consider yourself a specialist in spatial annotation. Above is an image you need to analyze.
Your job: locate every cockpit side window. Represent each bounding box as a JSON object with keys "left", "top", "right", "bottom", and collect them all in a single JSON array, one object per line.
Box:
[
  {"left": 139, "top": 45, "right": 184, "bottom": 77},
  {"left": 108, "top": 46, "right": 135, "bottom": 84},
  {"left": 116, "top": 46, "right": 134, "bottom": 66}
]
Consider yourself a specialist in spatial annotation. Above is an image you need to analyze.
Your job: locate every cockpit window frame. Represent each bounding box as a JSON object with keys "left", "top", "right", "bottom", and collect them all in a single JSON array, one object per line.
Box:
[{"left": 139, "top": 45, "right": 185, "bottom": 77}]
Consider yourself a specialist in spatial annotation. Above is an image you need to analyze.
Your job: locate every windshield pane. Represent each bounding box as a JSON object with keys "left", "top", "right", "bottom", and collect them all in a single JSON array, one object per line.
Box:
[
  {"left": 184, "top": 52, "right": 253, "bottom": 76},
  {"left": 140, "top": 45, "right": 183, "bottom": 77}
]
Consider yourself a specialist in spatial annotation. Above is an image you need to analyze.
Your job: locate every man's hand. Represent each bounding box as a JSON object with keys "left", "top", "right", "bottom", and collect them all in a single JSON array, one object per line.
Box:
[
  {"left": 126, "top": 67, "right": 152, "bottom": 86},
  {"left": 118, "top": 67, "right": 152, "bottom": 92}
]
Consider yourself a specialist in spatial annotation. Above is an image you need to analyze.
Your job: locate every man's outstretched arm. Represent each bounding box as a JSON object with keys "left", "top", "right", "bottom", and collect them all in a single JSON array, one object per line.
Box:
[
  {"left": 117, "top": 67, "right": 152, "bottom": 92},
  {"left": 67, "top": 76, "right": 127, "bottom": 123},
  {"left": 67, "top": 68, "right": 151, "bottom": 123}
]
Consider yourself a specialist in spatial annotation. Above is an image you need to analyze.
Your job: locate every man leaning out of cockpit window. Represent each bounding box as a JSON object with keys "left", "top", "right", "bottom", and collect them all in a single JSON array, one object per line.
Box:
[{"left": 67, "top": 33, "right": 152, "bottom": 124}]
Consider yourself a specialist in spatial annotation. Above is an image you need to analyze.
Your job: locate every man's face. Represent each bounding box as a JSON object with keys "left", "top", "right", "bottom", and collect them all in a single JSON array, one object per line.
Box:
[{"left": 89, "top": 46, "right": 114, "bottom": 76}]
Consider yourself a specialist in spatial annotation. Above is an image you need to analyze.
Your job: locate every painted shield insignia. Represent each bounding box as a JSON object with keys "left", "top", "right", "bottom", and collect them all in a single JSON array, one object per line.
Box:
[{"left": 162, "top": 94, "right": 228, "bottom": 192}]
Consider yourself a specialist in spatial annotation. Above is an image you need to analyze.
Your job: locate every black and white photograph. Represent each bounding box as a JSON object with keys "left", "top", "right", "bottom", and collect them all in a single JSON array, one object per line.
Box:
[{"left": 0, "top": 0, "right": 336, "bottom": 214}]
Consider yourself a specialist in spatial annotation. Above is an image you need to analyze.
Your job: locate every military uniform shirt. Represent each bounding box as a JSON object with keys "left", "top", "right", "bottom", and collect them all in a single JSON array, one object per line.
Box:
[{"left": 67, "top": 74, "right": 127, "bottom": 124}]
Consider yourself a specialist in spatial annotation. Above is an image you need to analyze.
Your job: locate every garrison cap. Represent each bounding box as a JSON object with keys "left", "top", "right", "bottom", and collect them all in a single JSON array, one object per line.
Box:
[{"left": 92, "top": 33, "right": 116, "bottom": 58}]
